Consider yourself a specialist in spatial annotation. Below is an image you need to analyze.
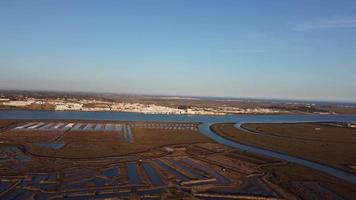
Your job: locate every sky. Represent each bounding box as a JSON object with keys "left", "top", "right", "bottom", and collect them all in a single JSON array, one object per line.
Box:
[{"left": 1, "top": 0, "right": 356, "bottom": 102}]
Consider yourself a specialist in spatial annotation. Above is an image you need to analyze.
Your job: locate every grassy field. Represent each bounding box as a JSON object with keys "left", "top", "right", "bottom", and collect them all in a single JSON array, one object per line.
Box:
[{"left": 211, "top": 123, "right": 356, "bottom": 173}]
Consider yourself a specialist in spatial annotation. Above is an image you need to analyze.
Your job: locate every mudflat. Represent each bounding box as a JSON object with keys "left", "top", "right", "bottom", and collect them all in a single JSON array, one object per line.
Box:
[
  {"left": 0, "top": 119, "right": 355, "bottom": 199},
  {"left": 212, "top": 122, "right": 356, "bottom": 173}
]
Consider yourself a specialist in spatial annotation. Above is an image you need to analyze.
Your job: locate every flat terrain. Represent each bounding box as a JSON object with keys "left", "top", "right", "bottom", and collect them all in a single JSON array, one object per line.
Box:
[
  {"left": 212, "top": 122, "right": 356, "bottom": 173},
  {"left": 0, "top": 120, "right": 209, "bottom": 158},
  {"left": 2, "top": 90, "right": 356, "bottom": 114},
  {"left": 1, "top": 119, "right": 356, "bottom": 199}
]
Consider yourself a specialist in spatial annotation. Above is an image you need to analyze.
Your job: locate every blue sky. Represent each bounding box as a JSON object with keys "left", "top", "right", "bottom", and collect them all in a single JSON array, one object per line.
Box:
[{"left": 1, "top": 0, "right": 356, "bottom": 102}]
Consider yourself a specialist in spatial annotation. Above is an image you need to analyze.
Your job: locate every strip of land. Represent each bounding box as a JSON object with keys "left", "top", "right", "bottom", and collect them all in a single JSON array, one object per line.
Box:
[
  {"left": 211, "top": 122, "right": 356, "bottom": 174},
  {"left": 2, "top": 90, "right": 356, "bottom": 115},
  {"left": 0, "top": 119, "right": 356, "bottom": 199}
]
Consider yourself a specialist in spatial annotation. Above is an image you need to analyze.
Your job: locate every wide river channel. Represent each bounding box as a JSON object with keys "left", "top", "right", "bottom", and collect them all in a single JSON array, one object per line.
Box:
[{"left": 1, "top": 110, "right": 356, "bottom": 185}]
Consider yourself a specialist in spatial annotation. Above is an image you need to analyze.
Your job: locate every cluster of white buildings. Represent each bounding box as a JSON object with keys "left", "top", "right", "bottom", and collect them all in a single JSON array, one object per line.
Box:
[
  {"left": 54, "top": 103, "right": 83, "bottom": 111},
  {"left": 50, "top": 100, "right": 227, "bottom": 115},
  {"left": 0, "top": 98, "right": 35, "bottom": 107},
  {"left": 64, "top": 103, "right": 226, "bottom": 115},
  {"left": 1, "top": 98, "right": 287, "bottom": 115},
  {"left": 217, "top": 107, "right": 286, "bottom": 114}
]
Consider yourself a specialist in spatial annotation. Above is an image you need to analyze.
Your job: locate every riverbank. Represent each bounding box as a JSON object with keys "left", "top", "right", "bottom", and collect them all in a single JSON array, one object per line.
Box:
[
  {"left": 211, "top": 123, "right": 356, "bottom": 174},
  {"left": 1, "top": 114, "right": 356, "bottom": 198},
  {"left": 0, "top": 119, "right": 209, "bottom": 159}
]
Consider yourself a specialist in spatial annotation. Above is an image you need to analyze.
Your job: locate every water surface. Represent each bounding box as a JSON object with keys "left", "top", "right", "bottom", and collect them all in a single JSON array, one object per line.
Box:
[
  {"left": 142, "top": 162, "right": 164, "bottom": 186},
  {"left": 127, "top": 163, "right": 142, "bottom": 185},
  {"left": 2, "top": 110, "right": 356, "bottom": 123},
  {"left": 1, "top": 110, "right": 356, "bottom": 184}
]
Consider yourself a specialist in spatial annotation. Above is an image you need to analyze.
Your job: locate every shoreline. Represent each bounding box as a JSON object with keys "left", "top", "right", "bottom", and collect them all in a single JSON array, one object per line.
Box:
[{"left": 0, "top": 108, "right": 342, "bottom": 116}]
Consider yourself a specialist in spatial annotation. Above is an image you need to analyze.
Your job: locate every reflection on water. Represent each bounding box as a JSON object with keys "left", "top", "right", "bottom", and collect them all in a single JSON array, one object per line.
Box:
[
  {"left": 102, "top": 167, "right": 119, "bottom": 178},
  {"left": 127, "top": 162, "right": 142, "bottom": 185},
  {"left": 170, "top": 159, "right": 206, "bottom": 179},
  {"left": 1, "top": 110, "right": 356, "bottom": 124},
  {"left": 154, "top": 159, "right": 190, "bottom": 181},
  {"left": 1, "top": 110, "right": 356, "bottom": 184},
  {"left": 142, "top": 162, "right": 164, "bottom": 186},
  {"left": 182, "top": 158, "right": 230, "bottom": 184},
  {"left": 199, "top": 122, "right": 356, "bottom": 185}
]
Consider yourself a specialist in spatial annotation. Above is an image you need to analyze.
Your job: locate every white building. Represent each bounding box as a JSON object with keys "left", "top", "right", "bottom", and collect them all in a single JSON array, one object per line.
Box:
[
  {"left": 55, "top": 103, "right": 83, "bottom": 111},
  {"left": 3, "top": 100, "right": 34, "bottom": 107}
]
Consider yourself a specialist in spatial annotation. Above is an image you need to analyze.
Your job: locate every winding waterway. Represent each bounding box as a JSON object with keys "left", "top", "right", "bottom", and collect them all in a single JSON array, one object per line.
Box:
[{"left": 1, "top": 110, "right": 356, "bottom": 184}]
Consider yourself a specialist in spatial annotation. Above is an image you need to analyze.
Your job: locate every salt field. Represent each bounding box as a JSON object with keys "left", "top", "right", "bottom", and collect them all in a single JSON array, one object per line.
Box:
[{"left": 12, "top": 121, "right": 199, "bottom": 133}]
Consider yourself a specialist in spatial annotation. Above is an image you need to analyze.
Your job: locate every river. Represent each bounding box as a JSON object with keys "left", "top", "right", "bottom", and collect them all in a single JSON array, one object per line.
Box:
[{"left": 1, "top": 110, "right": 356, "bottom": 184}]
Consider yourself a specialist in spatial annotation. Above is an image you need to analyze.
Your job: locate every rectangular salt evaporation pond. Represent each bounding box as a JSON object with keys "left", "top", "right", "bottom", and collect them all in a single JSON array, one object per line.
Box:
[
  {"left": 102, "top": 167, "right": 119, "bottom": 178},
  {"left": 126, "top": 126, "right": 133, "bottom": 142},
  {"left": 0, "top": 147, "right": 29, "bottom": 162},
  {"left": 1, "top": 189, "right": 33, "bottom": 200},
  {"left": 122, "top": 125, "right": 133, "bottom": 143},
  {"left": 63, "top": 179, "right": 93, "bottom": 190},
  {"left": 83, "top": 124, "right": 95, "bottom": 131},
  {"left": 122, "top": 125, "right": 129, "bottom": 142},
  {"left": 12, "top": 147, "right": 30, "bottom": 161},
  {"left": 69, "top": 188, "right": 166, "bottom": 200},
  {"left": 127, "top": 163, "right": 143, "bottom": 185},
  {"left": 51, "top": 123, "right": 64, "bottom": 130},
  {"left": 142, "top": 162, "right": 163, "bottom": 186},
  {"left": 154, "top": 159, "right": 189, "bottom": 181},
  {"left": 61, "top": 123, "right": 74, "bottom": 131},
  {"left": 114, "top": 124, "right": 122, "bottom": 132},
  {"left": 0, "top": 181, "right": 12, "bottom": 193},
  {"left": 14, "top": 122, "right": 36, "bottom": 130},
  {"left": 38, "top": 123, "right": 55, "bottom": 131},
  {"left": 46, "top": 173, "right": 57, "bottom": 182},
  {"left": 182, "top": 158, "right": 229, "bottom": 184},
  {"left": 32, "top": 174, "right": 47, "bottom": 187},
  {"left": 28, "top": 122, "right": 45, "bottom": 129},
  {"left": 123, "top": 132, "right": 129, "bottom": 143},
  {"left": 170, "top": 159, "right": 206, "bottom": 179},
  {"left": 95, "top": 124, "right": 103, "bottom": 131},
  {"left": 105, "top": 124, "right": 114, "bottom": 131},
  {"left": 72, "top": 123, "right": 82, "bottom": 131},
  {"left": 94, "top": 176, "right": 107, "bottom": 187}
]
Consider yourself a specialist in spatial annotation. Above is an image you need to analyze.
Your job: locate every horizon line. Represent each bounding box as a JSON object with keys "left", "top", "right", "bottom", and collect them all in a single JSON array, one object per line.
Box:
[{"left": 1, "top": 88, "right": 356, "bottom": 105}]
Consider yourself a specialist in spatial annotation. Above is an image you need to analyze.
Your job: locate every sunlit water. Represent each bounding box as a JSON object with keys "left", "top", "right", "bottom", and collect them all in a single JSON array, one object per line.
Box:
[{"left": 1, "top": 110, "right": 356, "bottom": 184}]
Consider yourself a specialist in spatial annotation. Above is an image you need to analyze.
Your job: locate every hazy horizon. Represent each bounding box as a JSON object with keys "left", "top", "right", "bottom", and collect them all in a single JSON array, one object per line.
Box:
[
  {"left": 1, "top": 0, "right": 356, "bottom": 102},
  {"left": 2, "top": 88, "right": 356, "bottom": 105}
]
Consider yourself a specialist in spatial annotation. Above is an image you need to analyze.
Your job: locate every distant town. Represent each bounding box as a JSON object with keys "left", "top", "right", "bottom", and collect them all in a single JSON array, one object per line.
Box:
[
  {"left": 1, "top": 90, "right": 355, "bottom": 115},
  {"left": 0, "top": 97, "right": 286, "bottom": 115}
]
